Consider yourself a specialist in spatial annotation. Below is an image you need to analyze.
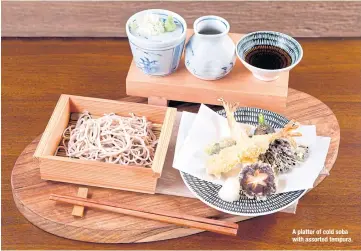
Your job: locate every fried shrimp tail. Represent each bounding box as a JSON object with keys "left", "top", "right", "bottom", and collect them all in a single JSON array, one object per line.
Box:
[{"left": 218, "top": 98, "right": 253, "bottom": 139}]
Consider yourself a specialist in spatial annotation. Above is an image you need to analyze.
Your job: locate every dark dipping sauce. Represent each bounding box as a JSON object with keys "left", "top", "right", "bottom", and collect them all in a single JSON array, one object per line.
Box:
[
  {"left": 198, "top": 28, "right": 222, "bottom": 35},
  {"left": 245, "top": 45, "right": 292, "bottom": 70}
]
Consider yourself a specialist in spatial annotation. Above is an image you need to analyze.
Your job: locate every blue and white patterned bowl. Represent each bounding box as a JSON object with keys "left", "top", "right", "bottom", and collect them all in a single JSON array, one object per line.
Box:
[
  {"left": 236, "top": 31, "right": 303, "bottom": 81},
  {"left": 181, "top": 107, "right": 307, "bottom": 216},
  {"left": 126, "top": 9, "right": 187, "bottom": 76}
]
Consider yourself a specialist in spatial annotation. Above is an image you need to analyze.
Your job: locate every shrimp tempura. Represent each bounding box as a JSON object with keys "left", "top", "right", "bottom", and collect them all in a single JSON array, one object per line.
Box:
[{"left": 206, "top": 99, "right": 302, "bottom": 178}]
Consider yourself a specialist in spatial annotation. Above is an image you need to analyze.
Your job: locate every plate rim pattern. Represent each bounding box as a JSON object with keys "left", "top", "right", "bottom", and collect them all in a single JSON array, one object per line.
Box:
[{"left": 179, "top": 106, "right": 307, "bottom": 216}]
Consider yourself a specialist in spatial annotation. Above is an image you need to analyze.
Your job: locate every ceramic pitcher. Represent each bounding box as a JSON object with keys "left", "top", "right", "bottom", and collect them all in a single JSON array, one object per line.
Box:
[{"left": 185, "top": 16, "right": 236, "bottom": 80}]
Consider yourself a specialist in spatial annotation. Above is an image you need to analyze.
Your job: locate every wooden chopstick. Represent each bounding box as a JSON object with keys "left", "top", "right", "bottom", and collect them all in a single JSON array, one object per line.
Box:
[{"left": 49, "top": 194, "right": 238, "bottom": 236}]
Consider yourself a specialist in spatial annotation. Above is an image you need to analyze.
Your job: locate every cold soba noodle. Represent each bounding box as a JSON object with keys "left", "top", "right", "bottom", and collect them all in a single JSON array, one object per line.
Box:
[{"left": 58, "top": 111, "right": 157, "bottom": 167}]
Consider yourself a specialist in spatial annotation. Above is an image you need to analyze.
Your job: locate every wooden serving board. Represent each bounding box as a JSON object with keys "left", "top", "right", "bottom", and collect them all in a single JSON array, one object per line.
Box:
[{"left": 11, "top": 89, "right": 340, "bottom": 243}]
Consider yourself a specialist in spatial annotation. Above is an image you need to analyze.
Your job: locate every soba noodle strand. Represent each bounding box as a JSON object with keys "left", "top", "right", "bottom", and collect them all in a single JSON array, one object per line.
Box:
[{"left": 61, "top": 111, "right": 157, "bottom": 167}]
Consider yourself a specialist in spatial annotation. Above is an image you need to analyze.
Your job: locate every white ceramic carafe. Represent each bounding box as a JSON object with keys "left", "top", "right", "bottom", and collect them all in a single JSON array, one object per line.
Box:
[{"left": 185, "top": 16, "right": 236, "bottom": 80}]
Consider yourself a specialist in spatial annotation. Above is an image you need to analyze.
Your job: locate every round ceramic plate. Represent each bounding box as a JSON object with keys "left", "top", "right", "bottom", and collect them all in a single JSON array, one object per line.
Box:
[{"left": 180, "top": 107, "right": 307, "bottom": 216}]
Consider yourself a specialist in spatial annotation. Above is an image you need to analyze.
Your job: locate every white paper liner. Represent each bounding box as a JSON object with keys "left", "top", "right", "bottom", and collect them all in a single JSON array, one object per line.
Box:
[{"left": 165, "top": 110, "right": 331, "bottom": 214}]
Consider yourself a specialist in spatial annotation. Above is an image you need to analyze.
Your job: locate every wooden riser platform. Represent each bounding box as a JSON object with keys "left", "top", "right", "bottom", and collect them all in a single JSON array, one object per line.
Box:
[{"left": 126, "top": 31, "right": 289, "bottom": 113}]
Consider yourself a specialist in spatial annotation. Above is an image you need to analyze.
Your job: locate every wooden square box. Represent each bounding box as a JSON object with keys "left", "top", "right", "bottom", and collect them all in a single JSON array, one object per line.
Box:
[{"left": 34, "top": 94, "right": 177, "bottom": 194}]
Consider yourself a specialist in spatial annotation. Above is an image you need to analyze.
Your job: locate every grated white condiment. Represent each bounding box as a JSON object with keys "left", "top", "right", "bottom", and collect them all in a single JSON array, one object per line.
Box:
[
  {"left": 61, "top": 111, "right": 157, "bottom": 167},
  {"left": 132, "top": 13, "right": 165, "bottom": 37},
  {"left": 218, "top": 176, "right": 241, "bottom": 202}
]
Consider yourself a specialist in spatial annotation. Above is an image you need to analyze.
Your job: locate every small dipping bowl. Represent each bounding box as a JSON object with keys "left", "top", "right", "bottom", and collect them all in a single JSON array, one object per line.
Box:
[
  {"left": 126, "top": 9, "right": 187, "bottom": 76},
  {"left": 236, "top": 31, "right": 303, "bottom": 81}
]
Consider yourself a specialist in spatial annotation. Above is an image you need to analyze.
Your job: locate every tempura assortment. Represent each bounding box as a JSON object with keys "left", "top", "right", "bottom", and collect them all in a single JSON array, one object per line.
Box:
[{"left": 205, "top": 99, "right": 309, "bottom": 201}]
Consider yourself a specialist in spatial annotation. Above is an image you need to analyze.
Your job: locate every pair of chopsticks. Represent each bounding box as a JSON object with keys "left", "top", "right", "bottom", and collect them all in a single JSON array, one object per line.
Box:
[{"left": 49, "top": 194, "right": 238, "bottom": 236}]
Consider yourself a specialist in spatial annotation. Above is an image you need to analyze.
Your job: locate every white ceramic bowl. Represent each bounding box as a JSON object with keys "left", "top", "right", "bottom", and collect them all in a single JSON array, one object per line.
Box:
[
  {"left": 236, "top": 31, "right": 303, "bottom": 81},
  {"left": 126, "top": 9, "right": 187, "bottom": 76}
]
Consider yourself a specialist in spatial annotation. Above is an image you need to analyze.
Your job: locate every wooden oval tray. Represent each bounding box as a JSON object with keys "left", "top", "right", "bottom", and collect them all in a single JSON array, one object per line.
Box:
[{"left": 11, "top": 89, "right": 340, "bottom": 243}]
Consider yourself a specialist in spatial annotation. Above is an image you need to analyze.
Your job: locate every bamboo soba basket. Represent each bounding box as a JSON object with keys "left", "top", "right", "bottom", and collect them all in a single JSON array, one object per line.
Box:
[{"left": 33, "top": 94, "right": 177, "bottom": 194}]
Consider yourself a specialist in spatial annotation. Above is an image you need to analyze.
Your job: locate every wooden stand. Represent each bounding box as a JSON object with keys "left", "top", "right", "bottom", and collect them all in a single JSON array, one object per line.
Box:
[
  {"left": 126, "top": 31, "right": 289, "bottom": 113},
  {"left": 71, "top": 187, "right": 88, "bottom": 217}
]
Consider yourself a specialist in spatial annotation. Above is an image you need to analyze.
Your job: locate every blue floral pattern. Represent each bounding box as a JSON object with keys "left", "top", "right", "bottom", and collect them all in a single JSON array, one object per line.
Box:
[
  {"left": 129, "top": 39, "right": 185, "bottom": 76},
  {"left": 221, "top": 62, "right": 234, "bottom": 75},
  {"left": 137, "top": 57, "right": 159, "bottom": 74}
]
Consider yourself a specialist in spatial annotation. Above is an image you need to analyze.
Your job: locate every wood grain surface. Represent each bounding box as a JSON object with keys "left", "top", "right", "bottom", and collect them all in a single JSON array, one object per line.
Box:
[
  {"left": 2, "top": 1, "right": 361, "bottom": 37},
  {"left": 9, "top": 87, "right": 340, "bottom": 243},
  {"left": 71, "top": 187, "right": 88, "bottom": 217},
  {"left": 2, "top": 38, "right": 361, "bottom": 249}
]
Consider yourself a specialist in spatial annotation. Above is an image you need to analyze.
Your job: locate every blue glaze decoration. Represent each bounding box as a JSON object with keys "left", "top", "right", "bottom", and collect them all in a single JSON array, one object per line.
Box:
[
  {"left": 130, "top": 39, "right": 185, "bottom": 76},
  {"left": 137, "top": 57, "right": 158, "bottom": 74},
  {"left": 171, "top": 40, "right": 185, "bottom": 71},
  {"left": 221, "top": 62, "right": 234, "bottom": 75},
  {"left": 185, "top": 36, "right": 195, "bottom": 56}
]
